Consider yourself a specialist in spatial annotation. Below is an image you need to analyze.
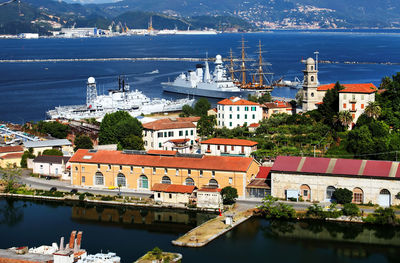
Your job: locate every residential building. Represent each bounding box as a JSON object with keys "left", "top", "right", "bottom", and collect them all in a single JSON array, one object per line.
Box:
[
  {"left": 248, "top": 123, "right": 260, "bottom": 133},
  {"left": 0, "top": 146, "right": 24, "bottom": 168},
  {"left": 32, "top": 155, "right": 71, "bottom": 179},
  {"left": 338, "top": 83, "right": 377, "bottom": 126},
  {"left": 197, "top": 188, "right": 223, "bottom": 209},
  {"left": 263, "top": 100, "right": 293, "bottom": 118},
  {"left": 152, "top": 183, "right": 196, "bottom": 206},
  {"left": 142, "top": 117, "right": 200, "bottom": 152},
  {"left": 23, "top": 139, "right": 73, "bottom": 156},
  {"left": 200, "top": 138, "right": 257, "bottom": 157},
  {"left": 246, "top": 166, "right": 271, "bottom": 199},
  {"left": 69, "top": 149, "right": 259, "bottom": 198},
  {"left": 217, "top": 97, "right": 263, "bottom": 129},
  {"left": 270, "top": 156, "right": 400, "bottom": 207}
]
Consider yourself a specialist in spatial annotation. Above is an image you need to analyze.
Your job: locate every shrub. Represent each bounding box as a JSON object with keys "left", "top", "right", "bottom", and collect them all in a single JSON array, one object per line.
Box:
[
  {"left": 221, "top": 186, "right": 238, "bottom": 205},
  {"left": 100, "top": 195, "right": 114, "bottom": 201},
  {"left": 364, "top": 207, "right": 398, "bottom": 225},
  {"left": 332, "top": 188, "right": 353, "bottom": 204},
  {"left": 306, "top": 204, "right": 325, "bottom": 219},
  {"left": 79, "top": 194, "right": 85, "bottom": 201},
  {"left": 259, "top": 195, "right": 296, "bottom": 220},
  {"left": 342, "top": 203, "right": 360, "bottom": 217}
]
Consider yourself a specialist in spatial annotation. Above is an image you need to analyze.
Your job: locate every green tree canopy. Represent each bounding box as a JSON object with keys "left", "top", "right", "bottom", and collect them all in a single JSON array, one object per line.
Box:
[
  {"left": 221, "top": 186, "right": 238, "bottom": 205},
  {"left": 318, "top": 81, "right": 344, "bottom": 129},
  {"left": 74, "top": 135, "right": 93, "bottom": 151},
  {"left": 332, "top": 188, "right": 353, "bottom": 204},
  {"left": 194, "top": 98, "right": 211, "bottom": 116},
  {"left": 42, "top": 149, "right": 63, "bottom": 156},
  {"left": 37, "top": 121, "right": 69, "bottom": 139},
  {"left": 197, "top": 115, "right": 216, "bottom": 137}
]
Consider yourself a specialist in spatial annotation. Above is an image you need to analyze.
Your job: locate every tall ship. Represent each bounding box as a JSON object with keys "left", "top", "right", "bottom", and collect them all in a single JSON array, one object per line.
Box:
[
  {"left": 161, "top": 54, "right": 257, "bottom": 99},
  {"left": 47, "top": 76, "right": 195, "bottom": 120}
]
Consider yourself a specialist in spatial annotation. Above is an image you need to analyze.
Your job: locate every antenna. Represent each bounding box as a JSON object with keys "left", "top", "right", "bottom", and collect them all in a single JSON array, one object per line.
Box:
[{"left": 314, "top": 51, "right": 319, "bottom": 71}]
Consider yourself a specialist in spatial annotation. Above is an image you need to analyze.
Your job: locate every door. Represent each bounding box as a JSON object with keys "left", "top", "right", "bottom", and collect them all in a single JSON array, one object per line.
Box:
[{"left": 379, "top": 189, "right": 391, "bottom": 207}]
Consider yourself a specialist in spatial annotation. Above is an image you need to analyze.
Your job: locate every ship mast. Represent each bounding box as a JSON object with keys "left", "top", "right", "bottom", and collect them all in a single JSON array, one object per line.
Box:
[
  {"left": 240, "top": 37, "right": 247, "bottom": 86},
  {"left": 257, "top": 40, "right": 263, "bottom": 87},
  {"left": 229, "top": 48, "right": 235, "bottom": 81}
]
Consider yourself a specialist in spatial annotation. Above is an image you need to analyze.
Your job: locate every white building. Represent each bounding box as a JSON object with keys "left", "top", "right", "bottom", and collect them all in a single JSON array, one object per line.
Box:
[
  {"left": 142, "top": 117, "right": 200, "bottom": 152},
  {"left": 18, "top": 33, "right": 39, "bottom": 39},
  {"left": 32, "top": 155, "right": 71, "bottom": 179},
  {"left": 197, "top": 188, "right": 223, "bottom": 209},
  {"left": 24, "top": 139, "right": 73, "bottom": 156},
  {"left": 200, "top": 138, "right": 257, "bottom": 157},
  {"left": 152, "top": 183, "right": 196, "bottom": 206},
  {"left": 217, "top": 97, "right": 262, "bottom": 129},
  {"left": 338, "top": 84, "right": 377, "bottom": 126}
]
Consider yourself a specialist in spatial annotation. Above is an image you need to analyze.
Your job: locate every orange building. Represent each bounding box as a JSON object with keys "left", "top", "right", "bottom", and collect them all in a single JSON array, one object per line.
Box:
[{"left": 69, "top": 149, "right": 260, "bottom": 198}]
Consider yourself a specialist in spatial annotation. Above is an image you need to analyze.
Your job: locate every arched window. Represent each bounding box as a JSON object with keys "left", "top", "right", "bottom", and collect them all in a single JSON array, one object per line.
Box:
[
  {"left": 326, "top": 186, "right": 336, "bottom": 201},
  {"left": 116, "top": 173, "right": 126, "bottom": 187},
  {"left": 311, "top": 66, "right": 314, "bottom": 70},
  {"left": 185, "top": 177, "right": 195, "bottom": 186},
  {"left": 353, "top": 187, "right": 363, "bottom": 204},
  {"left": 94, "top": 172, "right": 104, "bottom": 185},
  {"left": 161, "top": 176, "right": 171, "bottom": 184},
  {"left": 139, "top": 175, "right": 148, "bottom": 189},
  {"left": 380, "top": 189, "right": 390, "bottom": 195},
  {"left": 209, "top": 179, "right": 218, "bottom": 188},
  {"left": 300, "top": 184, "right": 311, "bottom": 201},
  {"left": 311, "top": 76, "right": 314, "bottom": 82}
]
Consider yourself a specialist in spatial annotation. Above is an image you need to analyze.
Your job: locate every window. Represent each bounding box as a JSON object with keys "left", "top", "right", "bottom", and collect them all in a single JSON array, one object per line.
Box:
[
  {"left": 97, "top": 164, "right": 100, "bottom": 169},
  {"left": 343, "top": 103, "right": 347, "bottom": 109},
  {"left": 75, "top": 166, "right": 78, "bottom": 171},
  {"left": 157, "top": 193, "right": 161, "bottom": 198},
  {"left": 303, "top": 190, "right": 308, "bottom": 196},
  {"left": 231, "top": 145, "right": 234, "bottom": 150},
  {"left": 168, "top": 131, "right": 174, "bottom": 137},
  {"left": 164, "top": 168, "right": 168, "bottom": 175},
  {"left": 212, "top": 171, "right": 215, "bottom": 177},
  {"left": 229, "top": 122, "right": 232, "bottom": 127},
  {"left": 207, "top": 144, "right": 210, "bottom": 151},
  {"left": 176, "top": 169, "right": 179, "bottom": 176},
  {"left": 169, "top": 193, "right": 172, "bottom": 199},
  {"left": 158, "top": 132, "right": 163, "bottom": 138},
  {"left": 229, "top": 177, "right": 232, "bottom": 184},
  {"left": 311, "top": 92, "right": 314, "bottom": 97},
  {"left": 252, "top": 114, "right": 255, "bottom": 119},
  {"left": 200, "top": 170, "right": 203, "bottom": 177},
  {"left": 119, "top": 165, "right": 122, "bottom": 171},
  {"left": 237, "top": 106, "right": 240, "bottom": 111},
  {"left": 82, "top": 167, "right": 85, "bottom": 172},
  {"left": 229, "top": 114, "right": 232, "bottom": 119},
  {"left": 161, "top": 176, "right": 171, "bottom": 184},
  {"left": 224, "top": 145, "right": 227, "bottom": 152},
  {"left": 130, "top": 166, "right": 133, "bottom": 173},
  {"left": 352, "top": 95, "right": 356, "bottom": 100},
  {"left": 82, "top": 176, "right": 85, "bottom": 183},
  {"left": 229, "top": 106, "right": 232, "bottom": 111},
  {"left": 179, "top": 130, "right": 183, "bottom": 136},
  {"left": 108, "top": 164, "right": 111, "bottom": 170},
  {"left": 245, "top": 106, "right": 249, "bottom": 111},
  {"left": 159, "top": 142, "right": 162, "bottom": 148},
  {"left": 153, "top": 167, "right": 156, "bottom": 174},
  {"left": 117, "top": 173, "right": 126, "bottom": 187},
  {"left": 141, "top": 167, "right": 144, "bottom": 173},
  {"left": 185, "top": 177, "right": 195, "bottom": 186},
  {"left": 361, "top": 95, "right": 365, "bottom": 100},
  {"left": 326, "top": 186, "right": 335, "bottom": 200},
  {"left": 311, "top": 76, "right": 314, "bottom": 82},
  {"left": 217, "top": 145, "right": 220, "bottom": 150},
  {"left": 191, "top": 130, "right": 193, "bottom": 135},
  {"left": 185, "top": 130, "right": 188, "bottom": 136},
  {"left": 237, "top": 114, "right": 240, "bottom": 119},
  {"left": 139, "top": 175, "right": 148, "bottom": 189},
  {"left": 95, "top": 172, "right": 104, "bottom": 185},
  {"left": 353, "top": 187, "right": 363, "bottom": 203},
  {"left": 218, "top": 121, "right": 220, "bottom": 126},
  {"left": 209, "top": 179, "right": 218, "bottom": 188},
  {"left": 311, "top": 66, "right": 314, "bottom": 70},
  {"left": 188, "top": 169, "right": 192, "bottom": 176},
  {"left": 245, "top": 114, "right": 247, "bottom": 119}
]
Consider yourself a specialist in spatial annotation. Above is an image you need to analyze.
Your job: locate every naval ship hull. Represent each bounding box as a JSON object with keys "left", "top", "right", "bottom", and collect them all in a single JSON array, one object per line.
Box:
[{"left": 162, "top": 83, "right": 256, "bottom": 99}]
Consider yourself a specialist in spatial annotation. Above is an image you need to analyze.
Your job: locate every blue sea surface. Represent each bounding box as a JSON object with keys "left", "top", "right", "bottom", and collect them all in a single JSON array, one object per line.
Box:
[{"left": 1, "top": 31, "right": 400, "bottom": 122}]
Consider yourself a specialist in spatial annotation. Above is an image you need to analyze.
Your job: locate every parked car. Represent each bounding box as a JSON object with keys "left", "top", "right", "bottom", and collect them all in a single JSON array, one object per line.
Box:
[
  {"left": 70, "top": 189, "right": 78, "bottom": 194},
  {"left": 50, "top": 187, "right": 57, "bottom": 192}
]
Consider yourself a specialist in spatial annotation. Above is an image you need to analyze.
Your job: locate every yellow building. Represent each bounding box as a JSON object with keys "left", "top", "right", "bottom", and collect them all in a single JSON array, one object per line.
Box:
[
  {"left": 69, "top": 149, "right": 259, "bottom": 198},
  {"left": 0, "top": 146, "right": 24, "bottom": 168}
]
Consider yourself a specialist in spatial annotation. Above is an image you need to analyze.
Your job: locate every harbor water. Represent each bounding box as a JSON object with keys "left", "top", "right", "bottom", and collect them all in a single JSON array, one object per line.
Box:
[
  {"left": 1, "top": 198, "right": 399, "bottom": 263},
  {"left": 1, "top": 31, "right": 400, "bottom": 122}
]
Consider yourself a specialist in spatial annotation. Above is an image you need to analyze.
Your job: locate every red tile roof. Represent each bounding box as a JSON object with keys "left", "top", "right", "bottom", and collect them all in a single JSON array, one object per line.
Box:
[
  {"left": 201, "top": 138, "right": 257, "bottom": 146},
  {"left": 198, "top": 188, "right": 221, "bottom": 192},
  {"left": 0, "top": 152, "right": 24, "bottom": 159},
  {"left": 143, "top": 117, "right": 200, "bottom": 131},
  {"left": 152, "top": 183, "right": 196, "bottom": 194},
  {"left": 147, "top": 150, "right": 177, "bottom": 156},
  {"left": 272, "top": 156, "right": 400, "bottom": 179},
  {"left": 0, "top": 146, "right": 24, "bottom": 154},
  {"left": 264, "top": 100, "right": 292, "bottom": 109},
  {"left": 256, "top": 167, "right": 271, "bottom": 179},
  {"left": 249, "top": 123, "right": 260, "bottom": 128},
  {"left": 218, "top": 97, "right": 260, "bottom": 106},
  {"left": 317, "top": 83, "right": 377, "bottom": 93},
  {"left": 70, "top": 149, "right": 254, "bottom": 172},
  {"left": 167, "top": 138, "right": 190, "bottom": 144}
]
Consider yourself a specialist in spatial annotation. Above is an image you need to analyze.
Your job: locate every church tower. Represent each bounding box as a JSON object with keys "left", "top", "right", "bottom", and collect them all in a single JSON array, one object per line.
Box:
[{"left": 302, "top": 57, "right": 319, "bottom": 112}]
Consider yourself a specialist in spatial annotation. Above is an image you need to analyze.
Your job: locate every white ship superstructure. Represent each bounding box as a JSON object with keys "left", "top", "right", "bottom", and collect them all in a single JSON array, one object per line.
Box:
[
  {"left": 162, "top": 55, "right": 256, "bottom": 98},
  {"left": 47, "top": 76, "right": 194, "bottom": 121}
]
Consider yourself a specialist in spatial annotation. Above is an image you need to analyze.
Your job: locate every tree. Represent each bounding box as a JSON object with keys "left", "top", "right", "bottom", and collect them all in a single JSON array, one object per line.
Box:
[
  {"left": 332, "top": 188, "right": 353, "bottom": 204},
  {"left": 74, "top": 135, "right": 93, "bottom": 151},
  {"left": 318, "top": 81, "right": 344, "bottom": 128},
  {"left": 20, "top": 149, "right": 35, "bottom": 168},
  {"left": 364, "top": 207, "right": 397, "bottom": 225},
  {"left": 258, "top": 195, "right": 296, "bottom": 220},
  {"left": 197, "top": 115, "right": 216, "bottom": 137},
  {"left": 42, "top": 149, "right": 63, "bottom": 156},
  {"left": 179, "top": 104, "right": 195, "bottom": 117},
  {"left": 337, "top": 110, "right": 353, "bottom": 129},
  {"left": 342, "top": 203, "right": 360, "bottom": 217},
  {"left": 37, "top": 121, "right": 69, "bottom": 139},
  {"left": 194, "top": 98, "right": 211, "bottom": 116},
  {"left": 0, "top": 165, "right": 21, "bottom": 193},
  {"left": 122, "top": 134, "right": 144, "bottom": 150},
  {"left": 364, "top": 101, "right": 381, "bottom": 120},
  {"left": 221, "top": 186, "right": 238, "bottom": 205}
]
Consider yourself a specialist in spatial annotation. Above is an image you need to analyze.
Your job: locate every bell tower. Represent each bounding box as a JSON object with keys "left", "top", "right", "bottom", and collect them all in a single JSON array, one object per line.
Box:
[{"left": 302, "top": 57, "right": 319, "bottom": 112}]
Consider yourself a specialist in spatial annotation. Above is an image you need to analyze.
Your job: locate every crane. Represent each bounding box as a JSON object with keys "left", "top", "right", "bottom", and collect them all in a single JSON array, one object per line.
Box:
[{"left": 0, "top": 0, "right": 22, "bottom": 16}]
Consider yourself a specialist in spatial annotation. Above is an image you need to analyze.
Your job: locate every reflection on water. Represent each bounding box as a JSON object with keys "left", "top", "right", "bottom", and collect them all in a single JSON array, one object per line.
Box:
[
  {"left": 0, "top": 199, "right": 24, "bottom": 226},
  {"left": 260, "top": 219, "right": 400, "bottom": 262}
]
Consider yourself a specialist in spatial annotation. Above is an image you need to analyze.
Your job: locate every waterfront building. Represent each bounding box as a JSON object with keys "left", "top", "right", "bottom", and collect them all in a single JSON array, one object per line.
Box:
[
  {"left": 246, "top": 166, "right": 271, "bottom": 199},
  {"left": 197, "top": 188, "right": 223, "bottom": 209},
  {"left": 270, "top": 156, "right": 400, "bottom": 207},
  {"left": 23, "top": 139, "right": 73, "bottom": 156},
  {"left": 32, "top": 155, "right": 71, "bottom": 179},
  {"left": 262, "top": 100, "right": 293, "bottom": 118},
  {"left": 200, "top": 138, "right": 257, "bottom": 157},
  {"left": 152, "top": 183, "right": 196, "bottom": 206},
  {"left": 0, "top": 146, "right": 24, "bottom": 168},
  {"left": 217, "top": 97, "right": 263, "bottom": 129},
  {"left": 69, "top": 149, "right": 259, "bottom": 198},
  {"left": 142, "top": 117, "right": 200, "bottom": 153}
]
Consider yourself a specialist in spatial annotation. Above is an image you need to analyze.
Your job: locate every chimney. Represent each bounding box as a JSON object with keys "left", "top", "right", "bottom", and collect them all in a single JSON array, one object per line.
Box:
[
  {"left": 73, "top": 238, "right": 78, "bottom": 253},
  {"left": 69, "top": 231, "right": 77, "bottom": 249},
  {"left": 76, "top": 231, "right": 83, "bottom": 250},
  {"left": 60, "top": 236, "right": 64, "bottom": 251}
]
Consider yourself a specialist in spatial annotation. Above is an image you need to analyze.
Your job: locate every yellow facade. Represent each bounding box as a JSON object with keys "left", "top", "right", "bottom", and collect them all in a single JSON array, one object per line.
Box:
[
  {"left": 71, "top": 160, "right": 259, "bottom": 197},
  {"left": 0, "top": 157, "right": 21, "bottom": 168}
]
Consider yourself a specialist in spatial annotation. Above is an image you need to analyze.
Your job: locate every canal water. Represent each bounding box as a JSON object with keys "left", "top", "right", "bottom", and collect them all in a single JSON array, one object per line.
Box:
[{"left": 1, "top": 198, "right": 399, "bottom": 262}]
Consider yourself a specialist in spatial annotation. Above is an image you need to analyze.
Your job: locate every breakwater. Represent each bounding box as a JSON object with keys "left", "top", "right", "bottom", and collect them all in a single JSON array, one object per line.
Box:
[{"left": 0, "top": 57, "right": 206, "bottom": 63}]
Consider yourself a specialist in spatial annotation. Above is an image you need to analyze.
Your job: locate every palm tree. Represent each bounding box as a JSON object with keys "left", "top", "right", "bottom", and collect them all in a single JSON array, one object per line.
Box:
[
  {"left": 364, "top": 101, "right": 381, "bottom": 120},
  {"left": 338, "top": 110, "right": 353, "bottom": 129}
]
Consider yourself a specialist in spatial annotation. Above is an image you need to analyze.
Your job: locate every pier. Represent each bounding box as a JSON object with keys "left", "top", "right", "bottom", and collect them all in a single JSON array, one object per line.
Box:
[
  {"left": 0, "top": 57, "right": 207, "bottom": 63},
  {"left": 172, "top": 208, "right": 254, "bottom": 247}
]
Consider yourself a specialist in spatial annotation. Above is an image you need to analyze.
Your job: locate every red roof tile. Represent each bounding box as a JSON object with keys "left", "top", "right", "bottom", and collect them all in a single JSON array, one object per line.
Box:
[
  {"left": 198, "top": 188, "right": 221, "bottom": 192},
  {"left": 143, "top": 117, "right": 200, "bottom": 131},
  {"left": 263, "top": 100, "right": 292, "bottom": 109},
  {"left": 249, "top": 123, "right": 260, "bottom": 128},
  {"left": 167, "top": 138, "right": 190, "bottom": 144},
  {"left": 256, "top": 167, "right": 271, "bottom": 179},
  {"left": 152, "top": 183, "right": 196, "bottom": 194},
  {"left": 218, "top": 97, "right": 260, "bottom": 106},
  {"left": 0, "top": 152, "right": 24, "bottom": 159},
  {"left": 317, "top": 83, "right": 377, "bottom": 93},
  {"left": 0, "top": 146, "right": 23, "bottom": 154},
  {"left": 317, "top": 83, "right": 336, "bottom": 91},
  {"left": 201, "top": 138, "right": 257, "bottom": 146},
  {"left": 332, "top": 159, "right": 363, "bottom": 175},
  {"left": 147, "top": 150, "right": 177, "bottom": 156},
  {"left": 301, "top": 157, "right": 331, "bottom": 174},
  {"left": 272, "top": 156, "right": 302, "bottom": 172},
  {"left": 70, "top": 149, "right": 254, "bottom": 172},
  {"left": 363, "top": 160, "right": 392, "bottom": 177}
]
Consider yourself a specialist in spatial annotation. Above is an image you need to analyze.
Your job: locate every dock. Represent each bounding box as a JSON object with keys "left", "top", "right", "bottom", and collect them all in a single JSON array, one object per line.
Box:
[{"left": 172, "top": 209, "right": 254, "bottom": 247}]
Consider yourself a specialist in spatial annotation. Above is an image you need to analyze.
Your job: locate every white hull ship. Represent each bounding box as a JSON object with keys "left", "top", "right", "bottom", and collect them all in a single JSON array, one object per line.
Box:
[
  {"left": 161, "top": 55, "right": 256, "bottom": 99},
  {"left": 47, "top": 76, "right": 195, "bottom": 121}
]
